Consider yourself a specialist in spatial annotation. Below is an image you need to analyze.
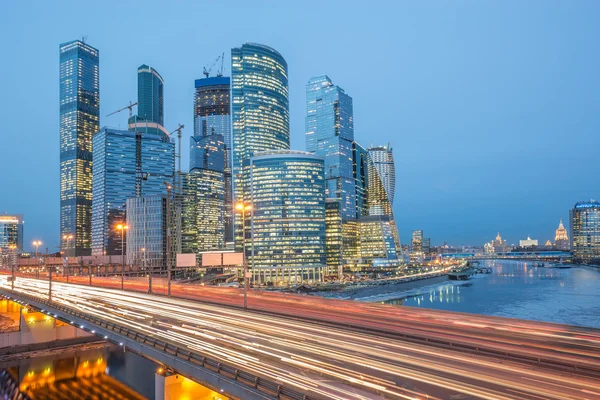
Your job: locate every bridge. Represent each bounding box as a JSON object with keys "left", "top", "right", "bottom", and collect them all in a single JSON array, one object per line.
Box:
[
  {"left": 440, "top": 251, "right": 572, "bottom": 261},
  {"left": 1, "top": 275, "right": 599, "bottom": 400}
]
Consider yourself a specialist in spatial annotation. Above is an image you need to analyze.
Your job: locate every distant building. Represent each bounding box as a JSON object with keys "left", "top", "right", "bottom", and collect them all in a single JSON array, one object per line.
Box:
[
  {"left": 59, "top": 40, "right": 99, "bottom": 257},
  {"left": 570, "top": 200, "right": 600, "bottom": 262},
  {"left": 247, "top": 151, "right": 325, "bottom": 283},
  {"left": 492, "top": 232, "right": 508, "bottom": 253},
  {"left": 554, "top": 218, "right": 569, "bottom": 251},
  {"left": 192, "top": 76, "right": 232, "bottom": 243},
  {"left": 422, "top": 237, "right": 431, "bottom": 255},
  {"left": 126, "top": 195, "right": 167, "bottom": 270},
  {"left": 411, "top": 230, "right": 423, "bottom": 262},
  {"left": 0, "top": 214, "right": 24, "bottom": 251},
  {"left": 367, "top": 144, "right": 396, "bottom": 205},
  {"left": 360, "top": 216, "right": 400, "bottom": 268},
  {"left": 519, "top": 237, "right": 538, "bottom": 248},
  {"left": 91, "top": 128, "right": 174, "bottom": 256}
]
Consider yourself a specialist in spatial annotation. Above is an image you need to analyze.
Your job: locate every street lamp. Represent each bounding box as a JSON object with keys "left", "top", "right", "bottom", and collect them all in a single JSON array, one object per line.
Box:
[
  {"left": 32, "top": 240, "right": 42, "bottom": 279},
  {"left": 116, "top": 224, "right": 128, "bottom": 290},
  {"left": 235, "top": 202, "right": 252, "bottom": 309},
  {"left": 163, "top": 181, "right": 173, "bottom": 297},
  {"left": 9, "top": 244, "right": 17, "bottom": 291}
]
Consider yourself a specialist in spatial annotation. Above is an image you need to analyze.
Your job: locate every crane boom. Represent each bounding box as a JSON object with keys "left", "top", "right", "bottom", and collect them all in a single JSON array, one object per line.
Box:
[{"left": 106, "top": 101, "right": 139, "bottom": 118}]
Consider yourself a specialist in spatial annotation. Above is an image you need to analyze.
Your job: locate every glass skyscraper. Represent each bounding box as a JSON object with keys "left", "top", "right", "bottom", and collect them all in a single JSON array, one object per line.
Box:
[
  {"left": 231, "top": 43, "right": 289, "bottom": 218},
  {"left": 306, "top": 76, "right": 356, "bottom": 220},
  {"left": 570, "top": 200, "right": 600, "bottom": 262},
  {"left": 137, "top": 64, "right": 164, "bottom": 126},
  {"left": 368, "top": 144, "right": 396, "bottom": 205},
  {"left": 126, "top": 195, "right": 167, "bottom": 269},
  {"left": 59, "top": 40, "right": 99, "bottom": 256},
  {"left": 191, "top": 76, "right": 232, "bottom": 242},
  {"left": 360, "top": 215, "right": 399, "bottom": 267},
  {"left": 91, "top": 128, "right": 174, "bottom": 256},
  {"left": 247, "top": 151, "right": 326, "bottom": 275}
]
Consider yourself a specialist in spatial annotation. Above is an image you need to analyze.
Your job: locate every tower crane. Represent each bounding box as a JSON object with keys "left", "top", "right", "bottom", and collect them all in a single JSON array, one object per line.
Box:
[
  {"left": 106, "top": 101, "right": 138, "bottom": 121},
  {"left": 203, "top": 53, "right": 225, "bottom": 78}
]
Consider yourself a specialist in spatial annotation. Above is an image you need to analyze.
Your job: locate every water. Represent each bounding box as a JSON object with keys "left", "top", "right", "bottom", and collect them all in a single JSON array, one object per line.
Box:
[{"left": 386, "top": 260, "right": 600, "bottom": 328}]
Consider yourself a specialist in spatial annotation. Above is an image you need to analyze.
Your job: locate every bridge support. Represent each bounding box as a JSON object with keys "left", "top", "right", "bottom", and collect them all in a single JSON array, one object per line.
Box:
[{"left": 155, "top": 372, "right": 228, "bottom": 400}]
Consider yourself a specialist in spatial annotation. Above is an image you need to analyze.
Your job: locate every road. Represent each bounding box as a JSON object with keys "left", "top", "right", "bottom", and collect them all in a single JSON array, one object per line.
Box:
[{"left": 2, "top": 275, "right": 600, "bottom": 399}]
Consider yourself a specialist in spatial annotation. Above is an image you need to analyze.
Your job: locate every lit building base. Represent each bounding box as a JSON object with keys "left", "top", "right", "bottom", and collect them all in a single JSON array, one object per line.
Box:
[{"left": 250, "top": 266, "right": 325, "bottom": 287}]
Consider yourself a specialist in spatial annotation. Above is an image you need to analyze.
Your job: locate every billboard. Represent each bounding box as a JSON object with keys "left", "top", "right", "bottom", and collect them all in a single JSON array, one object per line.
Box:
[{"left": 176, "top": 253, "right": 197, "bottom": 267}]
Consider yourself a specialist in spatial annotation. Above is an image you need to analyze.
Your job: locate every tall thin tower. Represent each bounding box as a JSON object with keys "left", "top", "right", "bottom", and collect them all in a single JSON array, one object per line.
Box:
[{"left": 59, "top": 40, "right": 99, "bottom": 257}]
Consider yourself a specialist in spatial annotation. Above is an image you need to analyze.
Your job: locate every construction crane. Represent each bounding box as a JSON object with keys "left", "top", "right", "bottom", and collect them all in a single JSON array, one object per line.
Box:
[
  {"left": 106, "top": 101, "right": 138, "bottom": 120},
  {"left": 203, "top": 53, "right": 225, "bottom": 78},
  {"left": 169, "top": 124, "right": 185, "bottom": 259}
]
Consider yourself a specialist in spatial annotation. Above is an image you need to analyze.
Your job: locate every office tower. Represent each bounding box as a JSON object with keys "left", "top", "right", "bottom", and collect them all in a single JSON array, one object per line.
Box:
[
  {"left": 353, "top": 143, "right": 368, "bottom": 218},
  {"left": 231, "top": 43, "right": 289, "bottom": 230},
  {"left": 91, "top": 128, "right": 174, "bottom": 256},
  {"left": 570, "top": 200, "right": 600, "bottom": 261},
  {"left": 325, "top": 199, "right": 343, "bottom": 277},
  {"left": 126, "top": 195, "right": 167, "bottom": 269},
  {"left": 360, "top": 216, "right": 400, "bottom": 267},
  {"left": 247, "top": 151, "right": 325, "bottom": 283},
  {"left": 191, "top": 76, "right": 232, "bottom": 242},
  {"left": 306, "top": 76, "right": 356, "bottom": 220},
  {"left": 0, "top": 214, "right": 24, "bottom": 250},
  {"left": 368, "top": 144, "right": 396, "bottom": 204},
  {"left": 422, "top": 237, "right": 431, "bottom": 255},
  {"left": 137, "top": 65, "right": 164, "bottom": 126},
  {"left": 554, "top": 218, "right": 570, "bottom": 251},
  {"left": 59, "top": 40, "right": 99, "bottom": 256},
  {"left": 412, "top": 230, "right": 423, "bottom": 253}
]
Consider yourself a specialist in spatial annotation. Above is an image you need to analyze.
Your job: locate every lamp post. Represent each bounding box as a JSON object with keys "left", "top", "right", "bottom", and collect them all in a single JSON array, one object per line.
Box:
[
  {"left": 9, "top": 244, "right": 16, "bottom": 291},
  {"left": 32, "top": 240, "right": 42, "bottom": 279},
  {"left": 235, "top": 202, "right": 252, "bottom": 309},
  {"left": 116, "top": 224, "right": 128, "bottom": 290},
  {"left": 163, "top": 182, "right": 172, "bottom": 297},
  {"left": 62, "top": 234, "right": 73, "bottom": 280}
]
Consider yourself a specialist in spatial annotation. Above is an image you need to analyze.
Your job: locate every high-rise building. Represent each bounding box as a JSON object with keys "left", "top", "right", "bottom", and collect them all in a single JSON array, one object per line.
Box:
[
  {"left": 570, "top": 200, "right": 600, "bottom": 262},
  {"left": 360, "top": 215, "right": 400, "bottom": 268},
  {"left": 136, "top": 64, "right": 164, "bottom": 126},
  {"left": 0, "top": 214, "right": 24, "bottom": 251},
  {"left": 411, "top": 230, "right": 423, "bottom": 253},
  {"left": 186, "top": 168, "right": 225, "bottom": 253},
  {"left": 368, "top": 144, "right": 396, "bottom": 205},
  {"left": 422, "top": 237, "right": 431, "bottom": 255},
  {"left": 191, "top": 76, "right": 232, "bottom": 242},
  {"left": 231, "top": 43, "right": 289, "bottom": 219},
  {"left": 91, "top": 128, "right": 174, "bottom": 256},
  {"left": 306, "top": 76, "right": 356, "bottom": 220},
  {"left": 247, "top": 151, "right": 325, "bottom": 282},
  {"left": 59, "top": 40, "right": 99, "bottom": 256},
  {"left": 554, "top": 218, "right": 570, "bottom": 251},
  {"left": 353, "top": 143, "right": 368, "bottom": 218}
]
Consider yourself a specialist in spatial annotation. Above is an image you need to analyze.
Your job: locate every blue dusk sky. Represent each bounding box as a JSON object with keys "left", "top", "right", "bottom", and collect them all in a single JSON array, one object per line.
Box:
[{"left": 1, "top": 1, "right": 599, "bottom": 252}]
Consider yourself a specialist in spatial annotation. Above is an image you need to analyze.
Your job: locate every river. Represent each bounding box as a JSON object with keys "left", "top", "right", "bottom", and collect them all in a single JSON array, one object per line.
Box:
[{"left": 382, "top": 260, "right": 600, "bottom": 328}]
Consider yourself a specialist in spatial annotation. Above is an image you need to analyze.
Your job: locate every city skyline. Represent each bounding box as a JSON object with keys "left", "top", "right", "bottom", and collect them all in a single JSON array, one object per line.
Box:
[{"left": 2, "top": 1, "right": 600, "bottom": 250}]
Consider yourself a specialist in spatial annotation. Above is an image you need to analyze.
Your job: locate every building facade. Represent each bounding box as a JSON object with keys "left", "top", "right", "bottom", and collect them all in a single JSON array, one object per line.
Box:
[
  {"left": 554, "top": 218, "right": 570, "bottom": 251},
  {"left": 125, "top": 195, "right": 167, "bottom": 270},
  {"left": 59, "top": 40, "right": 99, "bottom": 256},
  {"left": 305, "top": 76, "right": 356, "bottom": 220},
  {"left": 367, "top": 144, "right": 396, "bottom": 205},
  {"left": 519, "top": 237, "right": 538, "bottom": 248},
  {"left": 91, "top": 128, "right": 174, "bottom": 256},
  {"left": 192, "top": 76, "right": 232, "bottom": 243},
  {"left": 411, "top": 230, "right": 423, "bottom": 262},
  {"left": 360, "top": 216, "right": 400, "bottom": 268},
  {"left": 570, "top": 200, "right": 600, "bottom": 262},
  {"left": 247, "top": 151, "right": 326, "bottom": 282},
  {"left": 0, "top": 214, "right": 23, "bottom": 250}
]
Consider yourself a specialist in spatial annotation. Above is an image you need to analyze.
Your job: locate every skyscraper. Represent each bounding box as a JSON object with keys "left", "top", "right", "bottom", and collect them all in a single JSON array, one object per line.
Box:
[
  {"left": 231, "top": 43, "right": 289, "bottom": 212},
  {"left": 368, "top": 144, "right": 396, "bottom": 205},
  {"left": 59, "top": 40, "right": 99, "bottom": 256},
  {"left": 247, "top": 151, "right": 326, "bottom": 282},
  {"left": 554, "top": 218, "right": 569, "bottom": 251},
  {"left": 137, "top": 64, "right": 164, "bottom": 126},
  {"left": 191, "top": 76, "right": 232, "bottom": 242},
  {"left": 411, "top": 230, "right": 423, "bottom": 262},
  {"left": 570, "top": 200, "right": 600, "bottom": 262},
  {"left": 0, "top": 214, "right": 24, "bottom": 251},
  {"left": 91, "top": 128, "right": 174, "bottom": 256},
  {"left": 306, "top": 76, "right": 356, "bottom": 220}
]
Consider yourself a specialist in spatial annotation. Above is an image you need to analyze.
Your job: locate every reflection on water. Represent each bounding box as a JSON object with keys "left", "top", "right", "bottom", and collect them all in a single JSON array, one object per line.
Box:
[
  {"left": 385, "top": 260, "right": 600, "bottom": 328},
  {"left": 0, "top": 343, "right": 156, "bottom": 399}
]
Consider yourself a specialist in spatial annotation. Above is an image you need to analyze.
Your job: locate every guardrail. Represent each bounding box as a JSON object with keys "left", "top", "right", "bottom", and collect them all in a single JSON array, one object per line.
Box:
[{"left": 0, "top": 290, "right": 314, "bottom": 400}]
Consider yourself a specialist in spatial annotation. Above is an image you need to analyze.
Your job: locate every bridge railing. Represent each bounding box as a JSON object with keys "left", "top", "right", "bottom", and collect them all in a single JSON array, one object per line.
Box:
[{"left": 0, "top": 289, "right": 311, "bottom": 400}]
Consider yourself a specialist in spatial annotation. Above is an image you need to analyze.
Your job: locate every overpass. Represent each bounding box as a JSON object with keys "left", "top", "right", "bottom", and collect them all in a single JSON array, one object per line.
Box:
[{"left": 1, "top": 275, "right": 600, "bottom": 400}]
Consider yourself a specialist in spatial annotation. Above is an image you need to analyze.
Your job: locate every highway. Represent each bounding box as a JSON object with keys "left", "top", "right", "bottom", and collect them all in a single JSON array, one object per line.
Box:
[{"left": 2, "top": 276, "right": 600, "bottom": 400}]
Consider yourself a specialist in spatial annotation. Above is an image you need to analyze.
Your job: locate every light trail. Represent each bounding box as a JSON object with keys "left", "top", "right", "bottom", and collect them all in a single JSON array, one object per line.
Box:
[{"left": 1, "top": 276, "right": 599, "bottom": 400}]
